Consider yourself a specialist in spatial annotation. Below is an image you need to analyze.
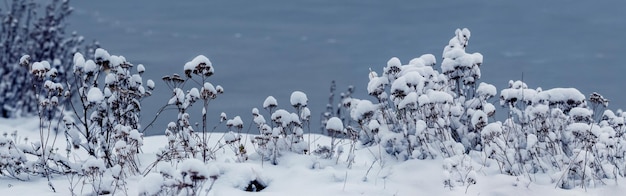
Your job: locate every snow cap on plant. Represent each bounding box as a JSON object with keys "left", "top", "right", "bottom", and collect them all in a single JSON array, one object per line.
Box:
[
  {"left": 30, "top": 61, "right": 50, "bottom": 79},
  {"left": 263, "top": 96, "right": 278, "bottom": 110},
  {"left": 201, "top": 82, "right": 218, "bottom": 99},
  {"left": 19, "top": 55, "right": 30, "bottom": 66},
  {"left": 137, "top": 64, "right": 145, "bottom": 74},
  {"left": 87, "top": 87, "right": 104, "bottom": 103},
  {"left": 384, "top": 57, "right": 402, "bottom": 78},
  {"left": 326, "top": 117, "right": 344, "bottom": 134},
  {"left": 179, "top": 158, "right": 210, "bottom": 180},
  {"left": 350, "top": 99, "right": 376, "bottom": 122},
  {"left": 227, "top": 116, "right": 244, "bottom": 129},
  {"left": 184, "top": 55, "right": 213, "bottom": 77},
  {"left": 290, "top": 91, "right": 308, "bottom": 108}
]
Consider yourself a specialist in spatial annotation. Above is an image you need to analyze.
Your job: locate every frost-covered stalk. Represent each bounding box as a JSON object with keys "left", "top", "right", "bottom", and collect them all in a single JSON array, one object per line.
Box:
[
  {"left": 250, "top": 108, "right": 268, "bottom": 163},
  {"left": 481, "top": 121, "right": 521, "bottom": 175},
  {"left": 30, "top": 59, "right": 65, "bottom": 192},
  {"left": 494, "top": 81, "right": 538, "bottom": 175},
  {"left": 183, "top": 56, "right": 223, "bottom": 162},
  {"left": 0, "top": 58, "right": 79, "bottom": 185},
  {"left": 440, "top": 28, "right": 489, "bottom": 151},
  {"left": 555, "top": 93, "right": 615, "bottom": 189},
  {"left": 225, "top": 116, "right": 247, "bottom": 162},
  {"left": 0, "top": 132, "right": 30, "bottom": 180},
  {"left": 50, "top": 49, "right": 153, "bottom": 195},
  {"left": 345, "top": 126, "right": 358, "bottom": 168},
  {"left": 600, "top": 109, "right": 626, "bottom": 178},
  {"left": 325, "top": 117, "right": 344, "bottom": 159},
  {"left": 253, "top": 93, "right": 308, "bottom": 164},
  {"left": 67, "top": 49, "right": 151, "bottom": 173},
  {"left": 456, "top": 82, "right": 496, "bottom": 151},
  {"left": 162, "top": 74, "right": 196, "bottom": 160},
  {"left": 251, "top": 98, "right": 275, "bottom": 165},
  {"left": 139, "top": 159, "right": 219, "bottom": 195},
  {"left": 321, "top": 81, "right": 337, "bottom": 133},
  {"left": 302, "top": 105, "right": 312, "bottom": 154},
  {"left": 319, "top": 82, "right": 355, "bottom": 158},
  {"left": 290, "top": 91, "right": 309, "bottom": 151},
  {"left": 81, "top": 158, "right": 119, "bottom": 195},
  {"left": 158, "top": 55, "right": 224, "bottom": 163},
  {"left": 355, "top": 29, "right": 489, "bottom": 160},
  {"left": 441, "top": 28, "right": 478, "bottom": 98},
  {"left": 492, "top": 78, "right": 625, "bottom": 188},
  {"left": 443, "top": 154, "right": 477, "bottom": 191}
]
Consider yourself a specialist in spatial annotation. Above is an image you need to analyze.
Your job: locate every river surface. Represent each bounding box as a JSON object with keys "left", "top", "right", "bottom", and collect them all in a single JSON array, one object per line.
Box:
[{"left": 67, "top": 0, "right": 626, "bottom": 135}]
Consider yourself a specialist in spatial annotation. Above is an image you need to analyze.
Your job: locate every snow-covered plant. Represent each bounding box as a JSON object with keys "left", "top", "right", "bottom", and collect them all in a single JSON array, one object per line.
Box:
[
  {"left": 492, "top": 79, "right": 625, "bottom": 188},
  {"left": 26, "top": 48, "right": 153, "bottom": 195},
  {"left": 344, "top": 28, "right": 626, "bottom": 189},
  {"left": 30, "top": 59, "right": 67, "bottom": 191},
  {"left": 485, "top": 83, "right": 572, "bottom": 177},
  {"left": 0, "top": 130, "right": 77, "bottom": 184},
  {"left": 224, "top": 116, "right": 247, "bottom": 162},
  {"left": 481, "top": 121, "right": 524, "bottom": 175},
  {"left": 0, "top": 58, "right": 82, "bottom": 191},
  {"left": 0, "top": 0, "right": 96, "bottom": 118},
  {"left": 441, "top": 28, "right": 481, "bottom": 97},
  {"left": 81, "top": 158, "right": 110, "bottom": 195},
  {"left": 140, "top": 159, "right": 219, "bottom": 196},
  {"left": 316, "top": 82, "right": 361, "bottom": 162},
  {"left": 320, "top": 81, "right": 355, "bottom": 133},
  {"left": 74, "top": 158, "right": 126, "bottom": 195},
  {"left": 443, "top": 154, "right": 477, "bottom": 192},
  {"left": 252, "top": 92, "right": 309, "bottom": 165},
  {"left": 599, "top": 109, "right": 626, "bottom": 177},
  {"left": 347, "top": 28, "right": 492, "bottom": 161},
  {"left": 0, "top": 131, "right": 31, "bottom": 180},
  {"left": 156, "top": 55, "right": 224, "bottom": 163},
  {"left": 440, "top": 28, "right": 490, "bottom": 151},
  {"left": 555, "top": 149, "right": 603, "bottom": 189},
  {"left": 554, "top": 95, "right": 618, "bottom": 189},
  {"left": 299, "top": 27, "right": 626, "bottom": 190},
  {"left": 321, "top": 81, "right": 338, "bottom": 133},
  {"left": 320, "top": 117, "right": 359, "bottom": 166},
  {"left": 319, "top": 117, "right": 344, "bottom": 159},
  {"left": 64, "top": 49, "right": 151, "bottom": 174}
]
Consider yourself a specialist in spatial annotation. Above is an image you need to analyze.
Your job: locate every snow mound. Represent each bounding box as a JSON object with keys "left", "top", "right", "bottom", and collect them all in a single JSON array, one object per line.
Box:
[
  {"left": 534, "top": 88, "right": 585, "bottom": 106},
  {"left": 179, "top": 158, "right": 210, "bottom": 179},
  {"left": 139, "top": 173, "right": 164, "bottom": 195}
]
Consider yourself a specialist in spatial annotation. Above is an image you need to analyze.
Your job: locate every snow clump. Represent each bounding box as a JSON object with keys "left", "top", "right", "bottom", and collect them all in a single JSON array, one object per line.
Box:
[
  {"left": 290, "top": 91, "right": 308, "bottom": 107},
  {"left": 263, "top": 96, "right": 278, "bottom": 109},
  {"left": 139, "top": 173, "right": 164, "bottom": 195},
  {"left": 179, "top": 158, "right": 210, "bottom": 180},
  {"left": 87, "top": 87, "right": 104, "bottom": 103},
  {"left": 326, "top": 117, "right": 344, "bottom": 133}
]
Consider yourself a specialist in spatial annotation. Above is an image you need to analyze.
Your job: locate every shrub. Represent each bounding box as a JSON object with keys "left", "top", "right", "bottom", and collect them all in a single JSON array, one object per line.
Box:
[
  {"left": 252, "top": 92, "right": 310, "bottom": 165},
  {"left": 156, "top": 55, "right": 225, "bottom": 163},
  {"left": 344, "top": 28, "right": 491, "bottom": 162},
  {"left": 0, "top": 0, "right": 96, "bottom": 118}
]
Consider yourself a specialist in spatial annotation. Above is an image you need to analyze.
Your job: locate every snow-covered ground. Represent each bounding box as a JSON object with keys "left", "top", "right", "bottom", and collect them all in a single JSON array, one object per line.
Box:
[{"left": 1, "top": 117, "right": 624, "bottom": 196}]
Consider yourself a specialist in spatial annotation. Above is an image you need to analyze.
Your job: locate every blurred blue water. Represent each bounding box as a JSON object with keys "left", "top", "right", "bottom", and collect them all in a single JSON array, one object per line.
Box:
[{"left": 68, "top": 0, "right": 626, "bottom": 135}]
